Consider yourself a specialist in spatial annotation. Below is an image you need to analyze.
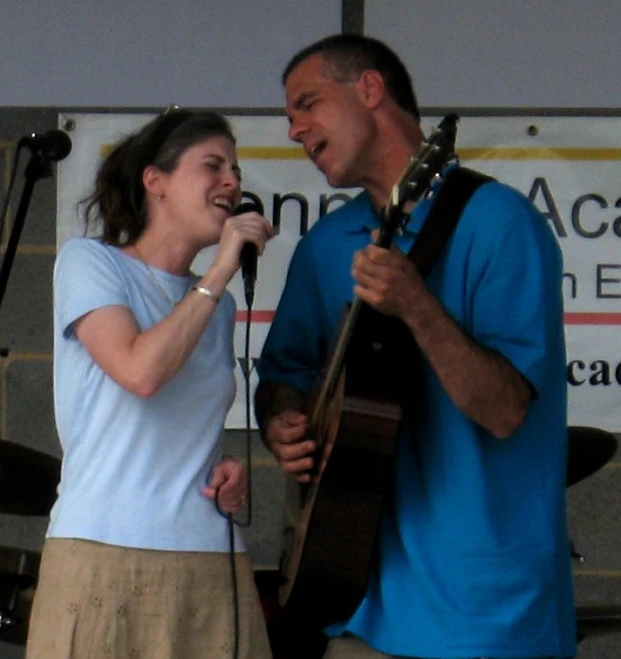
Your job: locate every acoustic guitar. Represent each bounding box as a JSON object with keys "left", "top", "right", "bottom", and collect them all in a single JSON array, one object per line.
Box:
[{"left": 278, "top": 115, "right": 460, "bottom": 628}]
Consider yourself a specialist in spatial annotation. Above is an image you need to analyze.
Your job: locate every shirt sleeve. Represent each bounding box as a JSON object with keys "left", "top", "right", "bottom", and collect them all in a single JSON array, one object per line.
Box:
[
  {"left": 467, "top": 186, "right": 565, "bottom": 396},
  {"left": 54, "top": 238, "right": 130, "bottom": 339},
  {"left": 257, "top": 234, "right": 329, "bottom": 394}
]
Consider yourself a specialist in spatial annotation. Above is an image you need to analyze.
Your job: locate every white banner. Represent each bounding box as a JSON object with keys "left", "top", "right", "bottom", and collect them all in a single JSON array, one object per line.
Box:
[{"left": 57, "top": 114, "right": 621, "bottom": 430}]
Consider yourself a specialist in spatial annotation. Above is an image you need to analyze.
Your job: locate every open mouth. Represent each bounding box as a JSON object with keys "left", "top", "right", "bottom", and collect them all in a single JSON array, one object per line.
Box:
[
  {"left": 309, "top": 140, "right": 327, "bottom": 161},
  {"left": 211, "top": 196, "right": 234, "bottom": 212}
]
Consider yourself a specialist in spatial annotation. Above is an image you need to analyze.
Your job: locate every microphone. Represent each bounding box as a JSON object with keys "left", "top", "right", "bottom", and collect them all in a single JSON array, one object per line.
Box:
[
  {"left": 18, "top": 129, "right": 72, "bottom": 162},
  {"left": 234, "top": 202, "right": 260, "bottom": 308}
]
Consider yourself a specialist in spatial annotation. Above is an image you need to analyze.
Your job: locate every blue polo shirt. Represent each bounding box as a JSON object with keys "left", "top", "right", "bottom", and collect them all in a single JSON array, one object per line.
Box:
[{"left": 258, "top": 175, "right": 576, "bottom": 658}]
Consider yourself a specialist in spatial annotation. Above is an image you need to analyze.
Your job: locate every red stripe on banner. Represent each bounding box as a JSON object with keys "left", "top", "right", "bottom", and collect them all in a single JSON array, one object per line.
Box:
[
  {"left": 236, "top": 310, "right": 276, "bottom": 323},
  {"left": 565, "top": 313, "right": 621, "bottom": 325}
]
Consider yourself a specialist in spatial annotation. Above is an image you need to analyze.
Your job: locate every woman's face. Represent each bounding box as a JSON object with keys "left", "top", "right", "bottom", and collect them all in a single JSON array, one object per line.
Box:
[{"left": 156, "top": 134, "right": 242, "bottom": 244}]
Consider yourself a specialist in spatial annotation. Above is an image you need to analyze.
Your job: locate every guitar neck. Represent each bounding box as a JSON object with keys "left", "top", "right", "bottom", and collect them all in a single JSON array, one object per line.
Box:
[
  {"left": 310, "top": 296, "right": 363, "bottom": 428},
  {"left": 310, "top": 213, "right": 406, "bottom": 429},
  {"left": 310, "top": 114, "right": 459, "bottom": 431}
]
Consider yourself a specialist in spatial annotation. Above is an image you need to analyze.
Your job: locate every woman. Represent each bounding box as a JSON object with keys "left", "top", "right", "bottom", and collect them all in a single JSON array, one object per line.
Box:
[{"left": 26, "top": 110, "right": 275, "bottom": 658}]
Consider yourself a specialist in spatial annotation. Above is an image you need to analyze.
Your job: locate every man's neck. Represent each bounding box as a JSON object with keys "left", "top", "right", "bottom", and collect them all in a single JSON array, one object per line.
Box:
[{"left": 362, "top": 114, "right": 424, "bottom": 211}]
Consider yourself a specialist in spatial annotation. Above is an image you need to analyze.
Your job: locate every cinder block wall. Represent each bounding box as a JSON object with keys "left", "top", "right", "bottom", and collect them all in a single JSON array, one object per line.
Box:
[{"left": 0, "top": 108, "right": 619, "bottom": 658}]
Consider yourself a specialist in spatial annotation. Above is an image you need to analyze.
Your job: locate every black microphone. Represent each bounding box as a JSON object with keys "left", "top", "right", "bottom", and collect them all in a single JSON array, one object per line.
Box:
[
  {"left": 234, "top": 202, "right": 260, "bottom": 308},
  {"left": 18, "top": 129, "right": 72, "bottom": 162}
]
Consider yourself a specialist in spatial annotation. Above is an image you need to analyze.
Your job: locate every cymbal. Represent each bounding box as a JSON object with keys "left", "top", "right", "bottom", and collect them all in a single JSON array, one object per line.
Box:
[
  {"left": 567, "top": 426, "right": 617, "bottom": 487},
  {"left": 0, "top": 440, "right": 60, "bottom": 516}
]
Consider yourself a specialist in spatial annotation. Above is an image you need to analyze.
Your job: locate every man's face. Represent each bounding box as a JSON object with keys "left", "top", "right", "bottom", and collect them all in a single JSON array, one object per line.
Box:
[{"left": 284, "top": 53, "right": 376, "bottom": 189}]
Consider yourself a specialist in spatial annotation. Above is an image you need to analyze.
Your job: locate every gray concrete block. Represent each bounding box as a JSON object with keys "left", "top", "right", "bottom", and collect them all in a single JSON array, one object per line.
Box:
[
  {"left": 574, "top": 573, "right": 621, "bottom": 608},
  {"left": 0, "top": 254, "right": 54, "bottom": 354},
  {"left": 572, "top": 552, "right": 621, "bottom": 656},
  {"left": 0, "top": 514, "right": 47, "bottom": 554},
  {"left": 222, "top": 428, "right": 275, "bottom": 462},
  {"left": 4, "top": 359, "right": 60, "bottom": 457},
  {"left": 0, "top": 110, "right": 57, "bottom": 144},
  {"left": 567, "top": 465, "right": 621, "bottom": 570},
  {"left": 13, "top": 170, "right": 56, "bottom": 248},
  {"left": 576, "top": 633, "right": 621, "bottom": 658},
  {"left": 243, "top": 463, "right": 286, "bottom": 568},
  {"left": 0, "top": 108, "right": 59, "bottom": 247},
  {"left": 0, "top": 641, "right": 25, "bottom": 658}
]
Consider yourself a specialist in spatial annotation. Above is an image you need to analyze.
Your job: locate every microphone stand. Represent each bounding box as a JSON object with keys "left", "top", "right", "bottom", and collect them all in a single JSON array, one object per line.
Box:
[
  {"left": 0, "top": 144, "right": 53, "bottom": 629},
  {"left": 0, "top": 148, "right": 55, "bottom": 315}
]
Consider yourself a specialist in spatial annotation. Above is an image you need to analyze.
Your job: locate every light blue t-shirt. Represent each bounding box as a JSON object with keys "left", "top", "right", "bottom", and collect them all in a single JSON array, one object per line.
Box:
[
  {"left": 48, "top": 237, "right": 245, "bottom": 552},
  {"left": 258, "top": 174, "right": 576, "bottom": 658}
]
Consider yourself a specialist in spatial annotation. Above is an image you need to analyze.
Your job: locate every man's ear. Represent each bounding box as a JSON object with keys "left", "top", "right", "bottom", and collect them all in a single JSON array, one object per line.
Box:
[
  {"left": 356, "top": 69, "right": 386, "bottom": 109},
  {"left": 142, "top": 164, "right": 165, "bottom": 198}
]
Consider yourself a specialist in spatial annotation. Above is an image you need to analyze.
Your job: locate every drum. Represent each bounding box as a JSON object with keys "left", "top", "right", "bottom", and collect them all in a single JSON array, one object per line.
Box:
[
  {"left": 0, "top": 546, "right": 41, "bottom": 646},
  {"left": 567, "top": 426, "right": 618, "bottom": 487}
]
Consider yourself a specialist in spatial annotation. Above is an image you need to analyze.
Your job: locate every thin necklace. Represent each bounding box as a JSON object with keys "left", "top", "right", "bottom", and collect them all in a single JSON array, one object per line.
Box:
[{"left": 133, "top": 244, "right": 189, "bottom": 307}]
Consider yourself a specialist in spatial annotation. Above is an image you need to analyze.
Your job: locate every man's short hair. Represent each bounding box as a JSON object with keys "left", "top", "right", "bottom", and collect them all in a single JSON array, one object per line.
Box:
[{"left": 283, "top": 34, "right": 420, "bottom": 121}]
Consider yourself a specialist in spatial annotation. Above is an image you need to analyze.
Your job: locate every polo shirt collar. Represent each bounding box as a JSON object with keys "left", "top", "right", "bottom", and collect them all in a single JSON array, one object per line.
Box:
[
  {"left": 344, "top": 190, "right": 427, "bottom": 238},
  {"left": 344, "top": 161, "right": 459, "bottom": 237}
]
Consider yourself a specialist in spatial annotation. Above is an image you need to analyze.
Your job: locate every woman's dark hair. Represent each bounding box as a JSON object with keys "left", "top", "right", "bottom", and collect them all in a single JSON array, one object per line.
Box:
[
  {"left": 82, "top": 110, "right": 236, "bottom": 246},
  {"left": 282, "top": 34, "right": 420, "bottom": 121}
]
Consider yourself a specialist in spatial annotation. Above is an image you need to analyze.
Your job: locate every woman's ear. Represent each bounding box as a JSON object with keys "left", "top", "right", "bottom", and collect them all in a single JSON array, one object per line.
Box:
[{"left": 142, "top": 164, "right": 165, "bottom": 199}]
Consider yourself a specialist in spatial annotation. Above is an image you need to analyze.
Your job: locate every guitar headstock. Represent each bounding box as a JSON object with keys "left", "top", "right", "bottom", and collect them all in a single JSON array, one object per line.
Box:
[{"left": 378, "top": 114, "right": 459, "bottom": 247}]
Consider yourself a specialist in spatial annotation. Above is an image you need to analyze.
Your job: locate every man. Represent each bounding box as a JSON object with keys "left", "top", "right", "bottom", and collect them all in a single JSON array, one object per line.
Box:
[{"left": 255, "top": 34, "right": 576, "bottom": 659}]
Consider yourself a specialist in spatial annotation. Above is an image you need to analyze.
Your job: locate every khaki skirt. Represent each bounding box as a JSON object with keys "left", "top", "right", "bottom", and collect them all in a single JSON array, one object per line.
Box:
[{"left": 25, "top": 538, "right": 272, "bottom": 659}]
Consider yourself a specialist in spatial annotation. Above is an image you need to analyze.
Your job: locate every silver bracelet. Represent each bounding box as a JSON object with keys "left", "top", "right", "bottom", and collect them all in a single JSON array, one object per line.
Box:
[{"left": 191, "top": 285, "right": 220, "bottom": 304}]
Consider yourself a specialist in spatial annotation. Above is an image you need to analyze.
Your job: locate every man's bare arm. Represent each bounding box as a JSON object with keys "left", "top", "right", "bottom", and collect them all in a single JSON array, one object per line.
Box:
[
  {"left": 405, "top": 294, "right": 531, "bottom": 438},
  {"left": 255, "top": 380, "right": 306, "bottom": 437},
  {"left": 353, "top": 242, "right": 532, "bottom": 438}
]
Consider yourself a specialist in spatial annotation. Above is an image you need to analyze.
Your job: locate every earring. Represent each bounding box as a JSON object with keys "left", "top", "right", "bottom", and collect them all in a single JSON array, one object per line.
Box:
[{"left": 156, "top": 195, "right": 165, "bottom": 202}]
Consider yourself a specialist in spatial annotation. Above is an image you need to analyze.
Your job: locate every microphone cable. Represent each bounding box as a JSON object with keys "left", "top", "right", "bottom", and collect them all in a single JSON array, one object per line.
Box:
[{"left": 215, "top": 280, "right": 256, "bottom": 659}]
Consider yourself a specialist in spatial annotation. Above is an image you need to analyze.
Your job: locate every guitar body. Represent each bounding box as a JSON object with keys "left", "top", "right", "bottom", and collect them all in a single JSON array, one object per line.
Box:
[{"left": 279, "top": 366, "right": 402, "bottom": 627}]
